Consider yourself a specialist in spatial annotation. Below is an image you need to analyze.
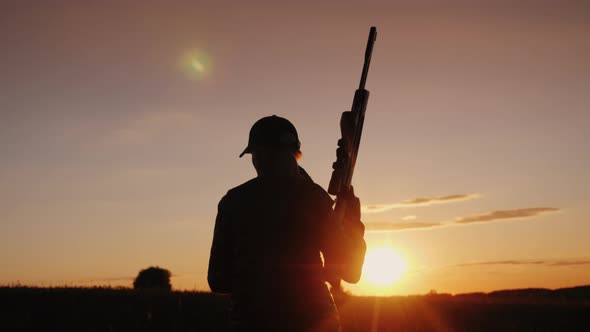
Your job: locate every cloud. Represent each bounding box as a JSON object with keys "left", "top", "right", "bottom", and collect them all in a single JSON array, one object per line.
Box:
[
  {"left": 546, "top": 260, "right": 590, "bottom": 266},
  {"left": 455, "top": 259, "right": 590, "bottom": 268},
  {"left": 80, "top": 276, "right": 134, "bottom": 283},
  {"left": 455, "top": 208, "right": 559, "bottom": 224},
  {"left": 365, "top": 221, "right": 441, "bottom": 232},
  {"left": 402, "top": 194, "right": 479, "bottom": 205},
  {"left": 455, "top": 260, "right": 546, "bottom": 267},
  {"left": 362, "top": 194, "right": 479, "bottom": 213},
  {"left": 363, "top": 206, "right": 559, "bottom": 232}
]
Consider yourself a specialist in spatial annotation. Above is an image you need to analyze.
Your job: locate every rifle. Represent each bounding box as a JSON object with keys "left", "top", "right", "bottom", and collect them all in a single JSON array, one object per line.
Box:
[
  {"left": 326, "top": 27, "right": 376, "bottom": 295},
  {"left": 329, "top": 26, "right": 377, "bottom": 214}
]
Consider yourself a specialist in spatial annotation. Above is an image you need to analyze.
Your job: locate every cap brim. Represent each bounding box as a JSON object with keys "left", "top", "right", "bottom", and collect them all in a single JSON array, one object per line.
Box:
[{"left": 239, "top": 146, "right": 250, "bottom": 158}]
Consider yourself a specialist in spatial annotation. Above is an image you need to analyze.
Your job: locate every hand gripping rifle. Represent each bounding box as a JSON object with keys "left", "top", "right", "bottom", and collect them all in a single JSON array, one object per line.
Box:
[
  {"left": 329, "top": 27, "right": 376, "bottom": 215},
  {"left": 326, "top": 27, "right": 376, "bottom": 295}
]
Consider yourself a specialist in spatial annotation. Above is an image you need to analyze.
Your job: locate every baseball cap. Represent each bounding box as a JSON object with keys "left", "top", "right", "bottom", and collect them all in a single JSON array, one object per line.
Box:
[{"left": 239, "top": 115, "right": 301, "bottom": 158}]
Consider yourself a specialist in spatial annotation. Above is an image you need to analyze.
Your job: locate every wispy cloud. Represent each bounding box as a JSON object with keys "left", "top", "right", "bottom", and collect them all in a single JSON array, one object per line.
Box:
[
  {"left": 365, "top": 221, "right": 441, "bottom": 232},
  {"left": 546, "top": 260, "right": 590, "bottom": 266},
  {"left": 364, "top": 207, "right": 560, "bottom": 232},
  {"left": 455, "top": 260, "right": 546, "bottom": 267},
  {"left": 455, "top": 208, "right": 559, "bottom": 224},
  {"left": 80, "top": 276, "right": 134, "bottom": 283},
  {"left": 455, "top": 259, "right": 590, "bottom": 268},
  {"left": 362, "top": 194, "right": 479, "bottom": 213}
]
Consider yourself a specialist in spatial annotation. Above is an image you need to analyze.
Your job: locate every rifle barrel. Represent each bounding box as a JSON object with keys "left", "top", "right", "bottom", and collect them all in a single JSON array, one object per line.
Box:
[{"left": 359, "top": 26, "right": 377, "bottom": 90}]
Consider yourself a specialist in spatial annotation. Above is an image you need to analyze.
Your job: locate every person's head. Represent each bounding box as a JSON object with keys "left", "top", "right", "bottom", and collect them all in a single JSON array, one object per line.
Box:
[{"left": 239, "top": 115, "right": 302, "bottom": 176}]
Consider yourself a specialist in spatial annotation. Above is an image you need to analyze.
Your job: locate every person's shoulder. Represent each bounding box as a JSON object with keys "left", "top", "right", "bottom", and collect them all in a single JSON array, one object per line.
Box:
[{"left": 221, "top": 178, "right": 261, "bottom": 202}]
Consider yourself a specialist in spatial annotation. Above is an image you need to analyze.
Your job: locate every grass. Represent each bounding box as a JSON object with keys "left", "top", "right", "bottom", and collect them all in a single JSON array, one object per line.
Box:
[{"left": 2, "top": 286, "right": 590, "bottom": 331}]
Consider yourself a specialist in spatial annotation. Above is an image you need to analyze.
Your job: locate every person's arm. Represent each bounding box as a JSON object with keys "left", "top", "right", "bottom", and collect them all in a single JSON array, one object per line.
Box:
[
  {"left": 321, "top": 188, "right": 366, "bottom": 284},
  {"left": 207, "top": 195, "right": 234, "bottom": 293}
]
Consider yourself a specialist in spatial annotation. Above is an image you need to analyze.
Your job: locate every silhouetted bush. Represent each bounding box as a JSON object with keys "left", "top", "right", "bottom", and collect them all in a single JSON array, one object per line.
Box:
[{"left": 133, "top": 266, "right": 172, "bottom": 291}]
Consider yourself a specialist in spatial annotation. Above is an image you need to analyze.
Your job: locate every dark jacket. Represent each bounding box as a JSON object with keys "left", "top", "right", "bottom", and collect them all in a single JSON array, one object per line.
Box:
[{"left": 208, "top": 174, "right": 365, "bottom": 331}]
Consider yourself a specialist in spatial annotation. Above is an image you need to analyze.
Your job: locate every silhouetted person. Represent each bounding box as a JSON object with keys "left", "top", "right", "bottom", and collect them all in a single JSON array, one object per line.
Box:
[{"left": 208, "top": 116, "right": 366, "bottom": 331}]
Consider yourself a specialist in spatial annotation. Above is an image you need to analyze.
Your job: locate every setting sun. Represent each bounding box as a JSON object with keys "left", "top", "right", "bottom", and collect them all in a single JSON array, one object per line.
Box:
[{"left": 363, "top": 247, "right": 406, "bottom": 286}]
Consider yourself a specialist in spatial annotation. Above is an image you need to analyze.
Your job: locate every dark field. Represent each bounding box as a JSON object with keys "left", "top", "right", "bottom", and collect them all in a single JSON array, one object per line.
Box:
[{"left": 2, "top": 286, "right": 590, "bottom": 331}]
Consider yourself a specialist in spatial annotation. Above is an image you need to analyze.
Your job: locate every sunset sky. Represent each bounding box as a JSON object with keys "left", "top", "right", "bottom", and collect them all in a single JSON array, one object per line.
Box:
[{"left": 1, "top": 1, "right": 589, "bottom": 295}]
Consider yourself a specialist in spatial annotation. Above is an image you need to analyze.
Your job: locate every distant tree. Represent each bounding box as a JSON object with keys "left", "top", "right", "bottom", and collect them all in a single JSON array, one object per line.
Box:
[{"left": 133, "top": 266, "right": 172, "bottom": 291}]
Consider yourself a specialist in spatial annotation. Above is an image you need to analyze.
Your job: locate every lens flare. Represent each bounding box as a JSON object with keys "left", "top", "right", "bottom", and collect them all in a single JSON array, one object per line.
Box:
[
  {"left": 180, "top": 49, "right": 212, "bottom": 80},
  {"left": 191, "top": 59, "right": 206, "bottom": 73}
]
